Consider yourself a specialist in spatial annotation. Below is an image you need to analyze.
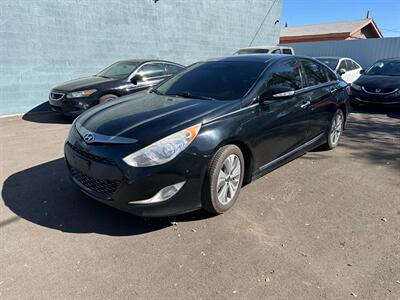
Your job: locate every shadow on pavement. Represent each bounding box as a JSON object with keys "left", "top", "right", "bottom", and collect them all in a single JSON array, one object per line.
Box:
[
  {"left": 351, "top": 105, "right": 400, "bottom": 119},
  {"left": 342, "top": 109, "right": 400, "bottom": 171},
  {"left": 2, "top": 158, "right": 213, "bottom": 236},
  {"left": 22, "top": 101, "right": 74, "bottom": 124}
]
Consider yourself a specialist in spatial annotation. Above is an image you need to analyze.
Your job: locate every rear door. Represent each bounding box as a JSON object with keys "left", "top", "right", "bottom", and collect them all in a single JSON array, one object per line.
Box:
[
  {"left": 300, "top": 59, "right": 339, "bottom": 140},
  {"left": 250, "top": 58, "right": 311, "bottom": 171}
]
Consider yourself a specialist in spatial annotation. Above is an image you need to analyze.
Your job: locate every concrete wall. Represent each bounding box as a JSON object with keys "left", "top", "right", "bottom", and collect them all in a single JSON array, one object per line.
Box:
[
  {"left": 281, "top": 37, "right": 400, "bottom": 69},
  {"left": 0, "top": 0, "right": 282, "bottom": 116}
]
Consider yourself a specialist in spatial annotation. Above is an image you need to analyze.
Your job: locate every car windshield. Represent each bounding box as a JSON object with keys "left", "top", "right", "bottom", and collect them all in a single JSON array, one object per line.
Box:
[
  {"left": 365, "top": 61, "right": 400, "bottom": 76},
  {"left": 97, "top": 61, "right": 140, "bottom": 79},
  {"left": 155, "top": 61, "right": 266, "bottom": 101},
  {"left": 235, "top": 48, "right": 270, "bottom": 55},
  {"left": 317, "top": 58, "right": 339, "bottom": 70}
]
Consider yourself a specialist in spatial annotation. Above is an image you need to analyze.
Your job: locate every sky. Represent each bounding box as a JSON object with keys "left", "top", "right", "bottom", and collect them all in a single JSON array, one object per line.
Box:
[{"left": 281, "top": 0, "right": 400, "bottom": 37}]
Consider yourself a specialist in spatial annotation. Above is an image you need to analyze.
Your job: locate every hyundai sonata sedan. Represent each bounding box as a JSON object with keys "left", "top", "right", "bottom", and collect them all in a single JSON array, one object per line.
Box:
[
  {"left": 64, "top": 55, "right": 349, "bottom": 217},
  {"left": 49, "top": 59, "right": 184, "bottom": 116},
  {"left": 349, "top": 58, "right": 400, "bottom": 106}
]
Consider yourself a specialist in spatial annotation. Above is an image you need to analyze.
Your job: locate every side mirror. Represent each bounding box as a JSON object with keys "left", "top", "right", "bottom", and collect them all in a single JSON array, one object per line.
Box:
[
  {"left": 338, "top": 68, "right": 347, "bottom": 75},
  {"left": 130, "top": 74, "right": 143, "bottom": 85},
  {"left": 359, "top": 69, "right": 365, "bottom": 74},
  {"left": 260, "top": 86, "right": 295, "bottom": 103}
]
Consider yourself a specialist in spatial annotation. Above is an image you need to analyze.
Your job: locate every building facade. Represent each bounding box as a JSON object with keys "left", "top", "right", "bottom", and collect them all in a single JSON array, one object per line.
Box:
[{"left": 0, "top": 0, "right": 282, "bottom": 116}]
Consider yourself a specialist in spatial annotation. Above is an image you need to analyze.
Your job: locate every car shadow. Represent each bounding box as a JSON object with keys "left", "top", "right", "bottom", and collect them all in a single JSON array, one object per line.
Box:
[
  {"left": 22, "top": 101, "right": 74, "bottom": 124},
  {"left": 2, "top": 158, "right": 214, "bottom": 236},
  {"left": 350, "top": 105, "right": 400, "bottom": 119}
]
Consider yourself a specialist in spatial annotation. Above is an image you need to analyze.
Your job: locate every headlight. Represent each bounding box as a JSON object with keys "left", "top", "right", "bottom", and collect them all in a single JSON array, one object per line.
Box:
[
  {"left": 351, "top": 83, "right": 362, "bottom": 91},
  {"left": 66, "top": 89, "right": 97, "bottom": 98},
  {"left": 123, "top": 124, "right": 202, "bottom": 167}
]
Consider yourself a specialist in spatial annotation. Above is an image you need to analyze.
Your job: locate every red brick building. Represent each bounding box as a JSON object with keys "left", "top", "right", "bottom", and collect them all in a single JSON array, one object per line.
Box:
[{"left": 280, "top": 19, "right": 382, "bottom": 44}]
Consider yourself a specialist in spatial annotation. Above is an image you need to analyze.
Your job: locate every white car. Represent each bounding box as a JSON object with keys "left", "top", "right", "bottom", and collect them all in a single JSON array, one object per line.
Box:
[
  {"left": 235, "top": 46, "right": 295, "bottom": 55},
  {"left": 316, "top": 57, "right": 363, "bottom": 84}
]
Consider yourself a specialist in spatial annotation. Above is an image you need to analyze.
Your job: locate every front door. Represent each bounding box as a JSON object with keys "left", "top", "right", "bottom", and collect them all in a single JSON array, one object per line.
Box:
[{"left": 248, "top": 59, "right": 310, "bottom": 171}]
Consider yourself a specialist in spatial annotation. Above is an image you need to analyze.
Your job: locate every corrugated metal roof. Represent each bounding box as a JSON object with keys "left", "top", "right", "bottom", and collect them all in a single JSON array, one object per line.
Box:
[{"left": 281, "top": 19, "right": 372, "bottom": 37}]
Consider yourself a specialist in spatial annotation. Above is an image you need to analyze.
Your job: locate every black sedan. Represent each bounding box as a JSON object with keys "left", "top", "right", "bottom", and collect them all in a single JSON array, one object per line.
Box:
[
  {"left": 349, "top": 58, "right": 400, "bottom": 106},
  {"left": 49, "top": 60, "right": 184, "bottom": 116},
  {"left": 64, "top": 55, "right": 349, "bottom": 217}
]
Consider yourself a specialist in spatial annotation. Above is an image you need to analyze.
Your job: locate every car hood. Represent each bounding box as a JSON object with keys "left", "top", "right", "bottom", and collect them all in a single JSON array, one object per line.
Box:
[
  {"left": 76, "top": 91, "right": 237, "bottom": 146},
  {"left": 53, "top": 76, "right": 118, "bottom": 91},
  {"left": 355, "top": 75, "right": 400, "bottom": 89}
]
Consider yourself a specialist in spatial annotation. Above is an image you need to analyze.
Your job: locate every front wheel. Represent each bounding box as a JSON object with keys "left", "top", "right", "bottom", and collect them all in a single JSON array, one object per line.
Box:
[
  {"left": 323, "top": 109, "right": 344, "bottom": 150},
  {"left": 202, "top": 145, "right": 245, "bottom": 214}
]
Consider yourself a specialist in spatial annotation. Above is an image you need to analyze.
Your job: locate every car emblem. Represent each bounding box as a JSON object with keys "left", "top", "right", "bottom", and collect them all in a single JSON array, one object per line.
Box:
[
  {"left": 375, "top": 89, "right": 381, "bottom": 93},
  {"left": 83, "top": 133, "right": 95, "bottom": 143}
]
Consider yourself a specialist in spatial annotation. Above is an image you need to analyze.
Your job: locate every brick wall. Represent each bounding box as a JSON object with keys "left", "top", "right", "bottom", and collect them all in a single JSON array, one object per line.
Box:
[{"left": 0, "top": 0, "right": 282, "bottom": 115}]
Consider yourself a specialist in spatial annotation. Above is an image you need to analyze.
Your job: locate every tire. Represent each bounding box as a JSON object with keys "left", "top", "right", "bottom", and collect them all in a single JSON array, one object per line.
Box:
[
  {"left": 99, "top": 94, "right": 118, "bottom": 104},
  {"left": 202, "top": 145, "right": 245, "bottom": 214},
  {"left": 323, "top": 109, "right": 344, "bottom": 150}
]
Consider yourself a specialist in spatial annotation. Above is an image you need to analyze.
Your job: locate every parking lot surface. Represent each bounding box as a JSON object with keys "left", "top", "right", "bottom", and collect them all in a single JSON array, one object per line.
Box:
[{"left": 1, "top": 107, "right": 399, "bottom": 299}]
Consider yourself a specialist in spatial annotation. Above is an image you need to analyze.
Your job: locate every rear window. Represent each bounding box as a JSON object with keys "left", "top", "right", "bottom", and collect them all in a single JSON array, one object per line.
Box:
[
  {"left": 282, "top": 49, "right": 293, "bottom": 55},
  {"left": 317, "top": 58, "right": 339, "bottom": 70},
  {"left": 236, "top": 48, "right": 270, "bottom": 55},
  {"left": 302, "top": 60, "right": 329, "bottom": 86},
  {"left": 156, "top": 61, "right": 266, "bottom": 100}
]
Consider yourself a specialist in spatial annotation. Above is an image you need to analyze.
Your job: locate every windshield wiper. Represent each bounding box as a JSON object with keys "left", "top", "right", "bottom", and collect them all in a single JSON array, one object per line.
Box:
[
  {"left": 167, "top": 92, "right": 215, "bottom": 101},
  {"left": 97, "top": 75, "right": 111, "bottom": 79}
]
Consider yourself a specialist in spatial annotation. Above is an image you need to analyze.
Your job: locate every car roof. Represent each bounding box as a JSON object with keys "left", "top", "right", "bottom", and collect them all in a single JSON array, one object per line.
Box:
[
  {"left": 206, "top": 54, "right": 289, "bottom": 64},
  {"left": 118, "top": 59, "right": 184, "bottom": 66},
  {"left": 206, "top": 54, "right": 319, "bottom": 64},
  {"left": 315, "top": 56, "right": 342, "bottom": 60},
  {"left": 376, "top": 57, "right": 400, "bottom": 63},
  {"left": 238, "top": 45, "right": 292, "bottom": 50}
]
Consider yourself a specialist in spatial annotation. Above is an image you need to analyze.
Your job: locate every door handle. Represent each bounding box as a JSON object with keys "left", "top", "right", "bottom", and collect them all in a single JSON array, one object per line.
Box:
[
  {"left": 330, "top": 87, "right": 338, "bottom": 94},
  {"left": 300, "top": 101, "right": 311, "bottom": 108}
]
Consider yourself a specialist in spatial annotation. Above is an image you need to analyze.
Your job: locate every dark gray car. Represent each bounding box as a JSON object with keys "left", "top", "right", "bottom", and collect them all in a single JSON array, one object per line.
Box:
[{"left": 49, "top": 60, "right": 184, "bottom": 116}]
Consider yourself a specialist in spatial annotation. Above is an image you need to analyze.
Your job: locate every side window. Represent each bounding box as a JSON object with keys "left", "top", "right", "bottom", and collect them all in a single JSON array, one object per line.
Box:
[
  {"left": 282, "top": 48, "right": 292, "bottom": 55},
  {"left": 338, "top": 60, "right": 347, "bottom": 71},
  {"left": 266, "top": 60, "right": 303, "bottom": 90},
  {"left": 301, "top": 60, "right": 329, "bottom": 87},
  {"left": 349, "top": 60, "right": 359, "bottom": 70},
  {"left": 137, "top": 63, "right": 166, "bottom": 79},
  {"left": 271, "top": 49, "right": 281, "bottom": 54},
  {"left": 325, "top": 68, "right": 338, "bottom": 82},
  {"left": 165, "top": 64, "right": 183, "bottom": 75}
]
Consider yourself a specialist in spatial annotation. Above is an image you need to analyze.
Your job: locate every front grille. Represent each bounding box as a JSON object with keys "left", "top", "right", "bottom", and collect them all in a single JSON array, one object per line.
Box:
[
  {"left": 50, "top": 92, "right": 65, "bottom": 100},
  {"left": 71, "top": 167, "right": 121, "bottom": 198},
  {"left": 362, "top": 86, "right": 397, "bottom": 94},
  {"left": 69, "top": 143, "right": 115, "bottom": 165}
]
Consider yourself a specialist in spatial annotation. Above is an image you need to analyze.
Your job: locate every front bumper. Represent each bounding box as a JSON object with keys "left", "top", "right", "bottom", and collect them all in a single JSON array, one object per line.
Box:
[
  {"left": 349, "top": 90, "right": 400, "bottom": 106},
  {"left": 64, "top": 132, "right": 210, "bottom": 217},
  {"left": 49, "top": 90, "right": 98, "bottom": 116}
]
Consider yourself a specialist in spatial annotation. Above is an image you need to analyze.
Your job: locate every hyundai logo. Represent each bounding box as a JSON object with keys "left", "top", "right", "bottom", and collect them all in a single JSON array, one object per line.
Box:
[{"left": 83, "top": 133, "right": 95, "bottom": 143}]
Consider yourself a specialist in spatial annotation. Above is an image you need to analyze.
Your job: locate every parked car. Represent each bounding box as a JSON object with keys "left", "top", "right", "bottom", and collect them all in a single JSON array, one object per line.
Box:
[
  {"left": 64, "top": 55, "right": 349, "bottom": 217},
  {"left": 235, "top": 46, "right": 294, "bottom": 55},
  {"left": 316, "top": 57, "right": 363, "bottom": 83},
  {"left": 349, "top": 58, "right": 400, "bottom": 106},
  {"left": 49, "top": 60, "right": 184, "bottom": 116}
]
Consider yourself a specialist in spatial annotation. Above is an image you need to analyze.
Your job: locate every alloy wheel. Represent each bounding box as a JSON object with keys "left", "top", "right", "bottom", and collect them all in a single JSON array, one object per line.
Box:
[{"left": 216, "top": 154, "right": 241, "bottom": 205}]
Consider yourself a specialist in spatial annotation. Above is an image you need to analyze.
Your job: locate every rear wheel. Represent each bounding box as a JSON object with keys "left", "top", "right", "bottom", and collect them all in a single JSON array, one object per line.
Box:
[
  {"left": 202, "top": 145, "right": 244, "bottom": 214},
  {"left": 99, "top": 94, "right": 118, "bottom": 104},
  {"left": 323, "top": 109, "right": 344, "bottom": 150}
]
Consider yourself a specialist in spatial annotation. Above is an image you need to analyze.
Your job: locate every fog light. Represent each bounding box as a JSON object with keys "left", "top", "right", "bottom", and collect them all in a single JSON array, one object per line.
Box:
[{"left": 129, "top": 181, "right": 186, "bottom": 205}]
